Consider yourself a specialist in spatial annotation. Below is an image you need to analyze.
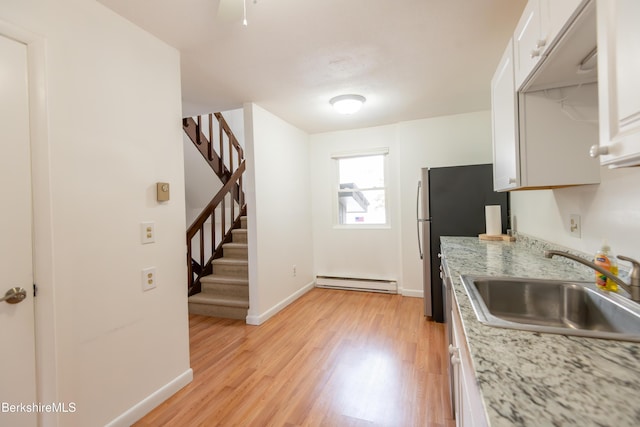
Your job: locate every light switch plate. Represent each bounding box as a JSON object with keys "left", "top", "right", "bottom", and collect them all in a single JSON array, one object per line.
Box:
[
  {"left": 570, "top": 214, "right": 581, "bottom": 238},
  {"left": 141, "top": 222, "right": 155, "bottom": 244},
  {"left": 142, "top": 267, "right": 157, "bottom": 291}
]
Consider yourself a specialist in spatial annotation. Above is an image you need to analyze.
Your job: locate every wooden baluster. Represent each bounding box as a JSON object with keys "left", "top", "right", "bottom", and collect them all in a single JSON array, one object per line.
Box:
[
  {"left": 221, "top": 197, "right": 226, "bottom": 238},
  {"left": 199, "top": 227, "right": 205, "bottom": 272},
  {"left": 208, "top": 114, "right": 214, "bottom": 161},
  {"left": 229, "top": 136, "right": 234, "bottom": 173},
  {"left": 231, "top": 186, "right": 235, "bottom": 223},
  {"left": 219, "top": 119, "right": 224, "bottom": 175},
  {"left": 196, "top": 116, "right": 202, "bottom": 145},
  {"left": 211, "top": 206, "right": 217, "bottom": 258}
]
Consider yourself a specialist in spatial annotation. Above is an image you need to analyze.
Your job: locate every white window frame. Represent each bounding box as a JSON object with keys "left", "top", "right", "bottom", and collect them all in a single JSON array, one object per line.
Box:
[{"left": 332, "top": 148, "right": 390, "bottom": 229}]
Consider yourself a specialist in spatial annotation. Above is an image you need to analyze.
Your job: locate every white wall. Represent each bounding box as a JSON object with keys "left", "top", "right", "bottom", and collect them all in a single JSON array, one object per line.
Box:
[
  {"left": 0, "top": 1, "right": 191, "bottom": 426},
  {"left": 511, "top": 165, "right": 640, "bottom": 261},
  {"left": 244, "top": 103, "right": 314, "bottom": 324},
  {"left": 310, "top": 124, "right": 403, "bottom": 285},
  {"left": 310, "top": 111, "right": 493, "bottom": 296}
]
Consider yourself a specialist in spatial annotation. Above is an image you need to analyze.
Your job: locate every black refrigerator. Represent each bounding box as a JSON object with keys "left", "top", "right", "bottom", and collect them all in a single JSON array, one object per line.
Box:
[{"left": 417, "top": 164, "right": 509, "bottom": 322}]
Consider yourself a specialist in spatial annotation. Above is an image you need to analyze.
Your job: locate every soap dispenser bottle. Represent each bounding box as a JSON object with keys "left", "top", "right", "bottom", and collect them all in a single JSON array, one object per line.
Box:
[{"left": 594, "top": 239, "right": 619, "bottom": 292}]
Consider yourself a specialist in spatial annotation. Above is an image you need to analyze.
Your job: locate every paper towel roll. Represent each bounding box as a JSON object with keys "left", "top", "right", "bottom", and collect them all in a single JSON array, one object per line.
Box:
[{"left": 485, "top": 205, "right": 502, "bottom": 236}]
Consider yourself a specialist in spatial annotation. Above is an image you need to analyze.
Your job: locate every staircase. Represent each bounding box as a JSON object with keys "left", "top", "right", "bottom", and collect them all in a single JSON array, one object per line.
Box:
[
  {"left": 183, "top": 112, "right": 248, "bottom": 320},
  {"left": 188, "top": 215, "right": 249, "bottom": 319}
]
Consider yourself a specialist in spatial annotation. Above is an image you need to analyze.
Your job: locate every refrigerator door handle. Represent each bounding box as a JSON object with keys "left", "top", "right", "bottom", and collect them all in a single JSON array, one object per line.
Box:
[{"left": 417, "top": 180, "right": 423, "bottom": 260}]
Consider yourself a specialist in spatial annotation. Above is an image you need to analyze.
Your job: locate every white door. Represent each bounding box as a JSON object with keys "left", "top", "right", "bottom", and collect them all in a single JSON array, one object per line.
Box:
[{"left": 0, "top": 34, "right": 37, "bottom": 427}]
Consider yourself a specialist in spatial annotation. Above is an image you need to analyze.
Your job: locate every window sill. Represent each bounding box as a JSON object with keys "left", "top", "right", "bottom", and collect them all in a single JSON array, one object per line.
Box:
[{"left": 332, "top": 224, "right": 391, "bottom": 230}]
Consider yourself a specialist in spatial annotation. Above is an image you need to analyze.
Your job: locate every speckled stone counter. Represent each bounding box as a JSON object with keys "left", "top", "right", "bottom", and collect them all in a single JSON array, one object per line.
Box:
[{"left": 440, "top": 236, "right": 640, "bottom": 427}]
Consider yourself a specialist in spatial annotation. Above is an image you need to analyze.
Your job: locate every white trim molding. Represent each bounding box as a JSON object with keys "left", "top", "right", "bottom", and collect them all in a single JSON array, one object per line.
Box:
[
  {"left": 105, "top": 369, "right": 193, "bottom": 427},
  {"left": 246, "top": 280, "right": 315, "bottom": 325}
]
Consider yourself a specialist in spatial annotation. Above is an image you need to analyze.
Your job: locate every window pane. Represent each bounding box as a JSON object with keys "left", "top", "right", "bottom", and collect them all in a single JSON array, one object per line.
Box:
[
  {"left": 338, "top": 155, "right": 384, "bottom": 188},
  {"left": 337, "top": 154, "right": 387, "bottom": 225},
  {"left": 339, "top": 189, "right": 386, "bottom": 225}
]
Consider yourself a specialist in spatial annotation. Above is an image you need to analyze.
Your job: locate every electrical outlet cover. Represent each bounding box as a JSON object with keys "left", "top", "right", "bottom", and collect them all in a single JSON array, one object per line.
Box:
[
  {"left": 142, "top": 267, "right": 157, "bottom": 291},
  {"left": 141, "top": 222, "right": 155, "bottom": 244}
]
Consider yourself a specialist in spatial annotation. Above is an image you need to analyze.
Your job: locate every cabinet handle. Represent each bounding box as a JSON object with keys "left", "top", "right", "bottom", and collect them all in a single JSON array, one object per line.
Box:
[
  {"left": 508, "top": 177, "right": 517, "bottom": 184},
  {"left": 589, "top": 144, "right": 609, "bottom": 158},
  {"left": 535, "top": 39, "right": 547, "bottom": 49},
  {"left": 451, "top": 355, "right": 461, "bottom": 365},
  {"left": 530, "top": 49, "right": 541, "bottom": 59},
  {"left": 448, "top": 344, "right": 458, "bottom": 355}
]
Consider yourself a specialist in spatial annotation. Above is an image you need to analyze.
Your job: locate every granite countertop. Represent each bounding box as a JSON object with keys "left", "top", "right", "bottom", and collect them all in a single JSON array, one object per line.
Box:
[{"left": 440, "top": 235, "right": 640, "bottom": 427}]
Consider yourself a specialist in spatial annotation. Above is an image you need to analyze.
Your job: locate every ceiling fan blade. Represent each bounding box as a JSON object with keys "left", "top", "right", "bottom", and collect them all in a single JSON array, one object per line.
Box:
[{"left": 217, "top": 0, "right": 243, "bottom": 22}]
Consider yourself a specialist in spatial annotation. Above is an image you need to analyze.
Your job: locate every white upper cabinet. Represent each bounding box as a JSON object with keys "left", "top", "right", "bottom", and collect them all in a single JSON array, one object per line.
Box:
[
  {"left": 542, "top": 0, "right": 584, "bottom": 49},
  {"left": 514, "top": 0, "right": 585, "bottom": 90},
  {"left": 514, "top": 0, "right": 544, "bottom": 89},
  {"left": 491, "top": 0, "right": 601, "bottom": 192},
  {"left": 491, "top": 41, "right": 518, "bottom": 191},
  {"left": 595, "top": 0, "right": 640, "bottom": 167}
]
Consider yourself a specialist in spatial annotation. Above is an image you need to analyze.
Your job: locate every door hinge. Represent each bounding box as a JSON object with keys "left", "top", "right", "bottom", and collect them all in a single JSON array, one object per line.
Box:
[{"left": 33, "top": 283, "right": 38, "bottom": 297}]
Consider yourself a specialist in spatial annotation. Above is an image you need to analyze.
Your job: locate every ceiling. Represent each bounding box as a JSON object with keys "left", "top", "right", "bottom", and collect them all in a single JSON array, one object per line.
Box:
[{"left": 97, "top": 0, "right": 526, "bottom": 134}]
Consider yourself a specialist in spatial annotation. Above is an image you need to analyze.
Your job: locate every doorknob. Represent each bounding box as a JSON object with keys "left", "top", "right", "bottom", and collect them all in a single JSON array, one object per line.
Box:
[{"left": 1, "top": 287, "right": 27, "bottom": 304}]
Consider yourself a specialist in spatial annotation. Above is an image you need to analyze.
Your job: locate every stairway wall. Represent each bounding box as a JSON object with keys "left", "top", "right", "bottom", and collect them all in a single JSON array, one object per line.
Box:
[{"left": 244, "top": 103, "right": 315, "bottom": 325}]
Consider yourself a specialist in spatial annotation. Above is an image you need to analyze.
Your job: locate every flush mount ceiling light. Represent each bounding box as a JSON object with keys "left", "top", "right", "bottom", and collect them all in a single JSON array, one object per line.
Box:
[{"left": 330, "top": 94, "right": 366, "bottom": 115}]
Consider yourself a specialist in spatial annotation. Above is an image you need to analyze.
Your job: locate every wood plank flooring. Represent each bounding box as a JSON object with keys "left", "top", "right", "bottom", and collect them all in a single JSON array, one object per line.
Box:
[{"left": 134, "top": 288, "right": 455, "bottom": 427}]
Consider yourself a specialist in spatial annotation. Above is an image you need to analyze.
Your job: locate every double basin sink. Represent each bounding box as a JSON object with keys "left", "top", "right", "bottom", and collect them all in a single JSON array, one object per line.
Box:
[{"left": 460, "top": 276, "right": 640, "bottom": 342}]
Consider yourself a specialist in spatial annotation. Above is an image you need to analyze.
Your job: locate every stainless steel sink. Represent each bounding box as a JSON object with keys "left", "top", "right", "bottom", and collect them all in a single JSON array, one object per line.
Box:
[{"left": 460, "top": 276, "right": 640, "bottom": 342}]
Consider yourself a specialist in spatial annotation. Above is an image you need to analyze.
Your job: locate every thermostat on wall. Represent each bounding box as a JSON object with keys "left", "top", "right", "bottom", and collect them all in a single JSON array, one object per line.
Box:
[{"left": 157, "top": 182, "right": 170, "bottom": 201}]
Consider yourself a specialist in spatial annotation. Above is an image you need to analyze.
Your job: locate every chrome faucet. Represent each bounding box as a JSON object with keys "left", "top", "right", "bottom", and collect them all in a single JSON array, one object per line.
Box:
[{"left": 544, "top": 250, "right": 640, "bottom": 303}]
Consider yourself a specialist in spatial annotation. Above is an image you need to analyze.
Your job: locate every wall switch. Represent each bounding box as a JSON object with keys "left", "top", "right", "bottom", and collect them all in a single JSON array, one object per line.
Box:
[
  {"left": 292, "top": 265, "right": 297, "bottom": 277},
  {"left": 141, "top": 222, "right": 155, "bottom": 244},
  {"left": 570, "top": 214, "right": 581, "bottom": 238},
  {"left": 142, "top": 267, "right": 157, "bottom": 291}
]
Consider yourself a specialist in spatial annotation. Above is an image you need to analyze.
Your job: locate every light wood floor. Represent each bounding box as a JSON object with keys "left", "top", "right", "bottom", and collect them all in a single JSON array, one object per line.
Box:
[{"left": 134, "top": 288, "right": 455, "bottom": 427}]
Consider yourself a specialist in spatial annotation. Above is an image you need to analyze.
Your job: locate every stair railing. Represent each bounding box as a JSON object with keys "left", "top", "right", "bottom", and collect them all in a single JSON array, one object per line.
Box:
[
  {"left": 184, "top": 112, "right": 246, "bottom": 294},
  {"left": 183, "top": 113, "right": 244, "bottom": 189}
]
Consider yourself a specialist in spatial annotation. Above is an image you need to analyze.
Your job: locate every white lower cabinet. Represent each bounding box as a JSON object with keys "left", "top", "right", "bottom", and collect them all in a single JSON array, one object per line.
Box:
[{"left": 451, "top": 295, "right": 489, "bottom": 427}]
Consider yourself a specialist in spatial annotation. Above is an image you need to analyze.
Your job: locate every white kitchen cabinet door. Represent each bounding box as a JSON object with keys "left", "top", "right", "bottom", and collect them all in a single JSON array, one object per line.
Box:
[
  {"left": 513, "top": 0, "right": 543, "bottom": 90},
  {"left": 515, "top": 0, "right": 587, "bottom": 91},
  {"left": 491, "top": 40, "right": 519, "bottom": 191},
  {"left": 596, "top": 0, "right": 640, "bottom": 167},
  {"left": 451, "top": 297, "right": 489, "bottom": 427},
  {"left": 541, "top": 0, "right": 584, "bottom": 51}
]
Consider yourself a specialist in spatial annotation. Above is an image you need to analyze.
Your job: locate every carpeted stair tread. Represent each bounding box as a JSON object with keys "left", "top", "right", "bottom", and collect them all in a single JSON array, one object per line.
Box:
[
  {"left": 188, "top": 293, "right": 249, "bottom": 308},
  {"left": 223, "top": 242, "right": 248, "bottom": 248},
  {"left": 200, "top": 274, "right": 248, "bottom": 285},
  {"left": 212, "top": 258, "right": 248, "bottom": 266}
]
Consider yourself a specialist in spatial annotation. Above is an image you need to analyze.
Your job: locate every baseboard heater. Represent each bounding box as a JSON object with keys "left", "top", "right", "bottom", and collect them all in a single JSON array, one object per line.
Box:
[{"left": 315, "top": 276, "right": 398, "bottom": 294}]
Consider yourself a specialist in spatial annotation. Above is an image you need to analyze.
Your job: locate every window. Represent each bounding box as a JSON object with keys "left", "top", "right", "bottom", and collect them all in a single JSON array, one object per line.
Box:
[{"left": 334, "top": 150, "right": 388, "bottom": 226}]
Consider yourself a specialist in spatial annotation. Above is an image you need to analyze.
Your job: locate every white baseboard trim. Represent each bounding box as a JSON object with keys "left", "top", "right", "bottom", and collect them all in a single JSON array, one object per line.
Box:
[
  {"left": 246, "top": 280, "right": 315, "bottom": 325},
  {"left": 105, "top": 368, "right": 193, "bottom": 427},
  {"left": 401, "top": 288, "right": 424, "bottom": 298}
]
